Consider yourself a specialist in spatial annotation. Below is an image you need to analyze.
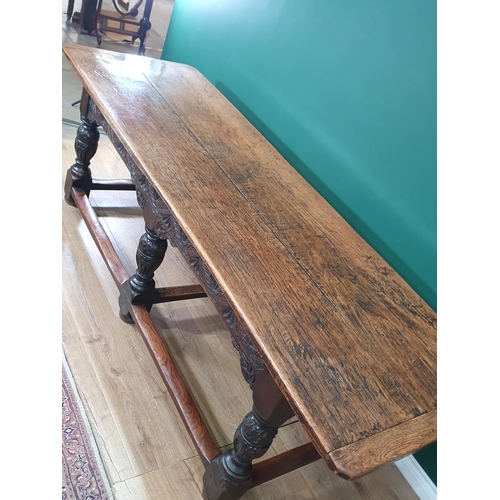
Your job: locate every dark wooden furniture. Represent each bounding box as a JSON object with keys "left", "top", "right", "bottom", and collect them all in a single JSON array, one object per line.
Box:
[
  {"left": 95, "top": 0, "right": 154, "bottom": 55},
  {"left": 62, "top": 44, "right": 437, "bottom": 500},
  {"left": 68, "top": 0, "right": 99, "bottom": 34}
]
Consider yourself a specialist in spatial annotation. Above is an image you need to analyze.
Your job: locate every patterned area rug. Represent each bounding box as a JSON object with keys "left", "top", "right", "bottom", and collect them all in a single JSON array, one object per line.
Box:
[{"left": 62, "top": 355, "right": 114, "bottom": 500}]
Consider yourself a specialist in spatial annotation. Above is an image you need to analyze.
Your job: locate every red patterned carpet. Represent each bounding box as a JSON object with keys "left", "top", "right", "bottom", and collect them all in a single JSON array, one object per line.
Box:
[{"left": 62, "top": 359, "right": 114, "bottom": 500}]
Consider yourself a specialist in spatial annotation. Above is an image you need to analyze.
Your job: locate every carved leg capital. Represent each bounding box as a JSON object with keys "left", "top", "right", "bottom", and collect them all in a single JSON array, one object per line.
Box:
[
  {"left": 118, "top": 226, "right": 167, "bottom": 323},
  {"left": 203, "top": 410, "right": 277, "bottom": 500},
  {"left": 129, "top": 227, "right": 168, "bottom": 296}
]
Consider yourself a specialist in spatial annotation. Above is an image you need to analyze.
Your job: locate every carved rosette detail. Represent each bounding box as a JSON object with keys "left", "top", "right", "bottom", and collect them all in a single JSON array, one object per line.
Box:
[{"left": 232, "top": 322, "right": 265, "bottom": 387}]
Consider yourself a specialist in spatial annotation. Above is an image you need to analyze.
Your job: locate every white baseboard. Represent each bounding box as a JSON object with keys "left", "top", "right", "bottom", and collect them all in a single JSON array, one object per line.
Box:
[{"left": 395, "top": 455, "right": 436, "bottom": 500}]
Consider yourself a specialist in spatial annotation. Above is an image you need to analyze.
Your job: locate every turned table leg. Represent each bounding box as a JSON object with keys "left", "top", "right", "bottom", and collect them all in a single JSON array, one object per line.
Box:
[
  {"left": 203, "top": 369, "right": 294, "bottom": 500},
  {"left": 118, "top": 198, "right": 169, "bottom": 323},
  {"left": 64, "top": 89, "right": 100, "bottom": 206},
  {"left": 119, "top": 225, "right": 168, "bottom": 323}
]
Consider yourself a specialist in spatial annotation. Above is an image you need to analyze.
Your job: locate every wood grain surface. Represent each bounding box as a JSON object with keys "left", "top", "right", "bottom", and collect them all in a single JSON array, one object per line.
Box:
[{"left": 62, "top": 44, "right": 436, "bottom": 480}]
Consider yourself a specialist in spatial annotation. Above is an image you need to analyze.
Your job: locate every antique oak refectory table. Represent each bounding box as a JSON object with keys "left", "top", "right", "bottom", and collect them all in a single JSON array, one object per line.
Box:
[{"left": 63, "top": 45, "right": 437, "bottom": 500}]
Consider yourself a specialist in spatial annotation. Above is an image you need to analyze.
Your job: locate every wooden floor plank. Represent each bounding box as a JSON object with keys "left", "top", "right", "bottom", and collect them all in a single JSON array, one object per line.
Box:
[
  {"left": 112, "top": 461, "right": 203, "bottom": 500},
  {"left": 62, "top": 249, "right": 199, "bottom": 481}
]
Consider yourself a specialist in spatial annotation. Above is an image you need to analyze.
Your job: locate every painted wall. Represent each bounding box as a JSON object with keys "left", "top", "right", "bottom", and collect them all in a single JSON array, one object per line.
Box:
[{"left": 162, "top": 0, "right": 437, "bottom": 483}]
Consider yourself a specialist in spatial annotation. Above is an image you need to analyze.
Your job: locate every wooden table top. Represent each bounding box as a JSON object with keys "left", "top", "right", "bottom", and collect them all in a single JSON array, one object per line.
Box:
[{"left": 63, "top": 44, "right": 436, "bottom": 479}]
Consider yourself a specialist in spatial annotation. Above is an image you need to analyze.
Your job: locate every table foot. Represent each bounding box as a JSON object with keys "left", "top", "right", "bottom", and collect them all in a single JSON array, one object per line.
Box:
[
  {"left": 203, "top": 452, "right": 252, "bottom": 500},
  {"left": 118, "top": 290, "right": 135, "bottom": 324},
  {"left": 118, "top": 225, "right": 167, "bottom": 323}
]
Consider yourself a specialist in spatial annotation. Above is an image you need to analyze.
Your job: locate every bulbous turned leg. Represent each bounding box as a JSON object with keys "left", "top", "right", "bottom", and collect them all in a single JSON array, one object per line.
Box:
[
  {"left": 64, "top": 90, "right": 100, "bottom": 205},
  {"left": 130, "top": 226, "right": 168, "bottom": 297},
  {"left": 119, "top": 226, "right": 168, "bottom": 323},
  {"left": 203, "top": 411, "right": 278, "bottom": 500},
  {"left": 202, "top": 369, "right": 294, "bottom": 500}
]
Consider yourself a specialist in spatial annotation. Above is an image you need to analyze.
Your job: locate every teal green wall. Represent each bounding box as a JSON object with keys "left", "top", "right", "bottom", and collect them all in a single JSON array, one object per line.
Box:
[{"left": 162, "top": 0, "right": 436, "bottom": 483}]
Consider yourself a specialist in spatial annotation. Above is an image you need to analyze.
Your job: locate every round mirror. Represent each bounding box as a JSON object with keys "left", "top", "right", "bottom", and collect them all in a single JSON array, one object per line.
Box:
[{"left": 112, "top": 0, "right": 144, "bottom": 17}]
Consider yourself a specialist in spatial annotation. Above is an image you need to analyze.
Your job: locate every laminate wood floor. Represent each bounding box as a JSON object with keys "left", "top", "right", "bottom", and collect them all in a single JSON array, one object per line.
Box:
[{"left": 61, "top": 5, "right": 420, "bottom": 499}]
